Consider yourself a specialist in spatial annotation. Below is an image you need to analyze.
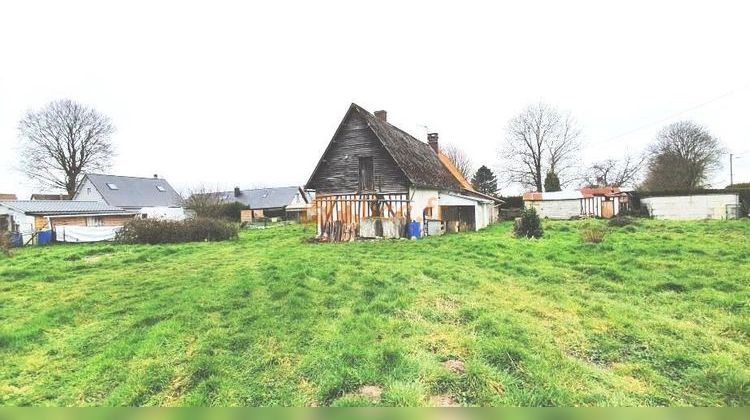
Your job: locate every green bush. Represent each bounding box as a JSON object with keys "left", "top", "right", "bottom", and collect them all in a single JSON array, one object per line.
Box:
[
  {"left": 514, "top": 207, "right": 543, "bottom": 239},
  {"left": 116, "top": 217, "right": 239, "bottom": 244}
]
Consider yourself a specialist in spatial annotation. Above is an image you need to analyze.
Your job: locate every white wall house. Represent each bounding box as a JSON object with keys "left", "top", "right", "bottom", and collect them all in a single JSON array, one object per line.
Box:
[
  {"left": 641, "top": 193, "right": 741, "bottom": 220},
  {"left": 74, "top": 173, "right": 187, "bottom": 220}
]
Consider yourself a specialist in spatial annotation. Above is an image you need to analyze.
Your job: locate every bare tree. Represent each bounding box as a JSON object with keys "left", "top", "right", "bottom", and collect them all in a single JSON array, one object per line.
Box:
[
  {"left": 182, "top": 185, "right": 226, "bottom": 217},
  {"left": 641, "top": 121, "right": 723, "bottom": 191},
  {"left": 443, "top": 144, "right": 473, "bottom": 181},
  {"left": 501, "top": 102, "right": 583, "bottom": 191},
  {"left": 585, "top": 154, "right": 644, "bottom": 188},
  {"left": 17, "top": 99, "right": 115, "bottom": 196}
]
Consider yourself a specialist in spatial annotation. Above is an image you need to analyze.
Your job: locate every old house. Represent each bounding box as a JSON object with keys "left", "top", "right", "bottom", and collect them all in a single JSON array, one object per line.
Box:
[
  {"left": 305, "top": 103, "right": 500, "bottom": 240},
  {"left": 73, "top": 173, "right": 186, "bottom": 220},
  {"left": 0, "top": 200, "right": 137, "bottom": 244}
]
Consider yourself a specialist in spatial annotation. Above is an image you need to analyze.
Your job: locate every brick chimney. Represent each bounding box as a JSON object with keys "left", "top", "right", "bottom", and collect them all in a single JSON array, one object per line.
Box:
[
  {"left": 234, "top": 187, "right": 241, "bottom": 197},
  {"left": 374, "top": 110, "right": 387, "bottom": 121},
  {"left": 427, "top": 133, "right": 439, "bottom": 153}
]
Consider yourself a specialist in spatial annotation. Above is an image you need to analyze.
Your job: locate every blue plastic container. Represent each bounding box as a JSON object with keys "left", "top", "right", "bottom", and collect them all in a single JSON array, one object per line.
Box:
[
  {"left": 406, "top": 221, "right": 421, "bottom": 239},
  {"left": 37, "top": 230, "right": 53, "bottom": 246}
]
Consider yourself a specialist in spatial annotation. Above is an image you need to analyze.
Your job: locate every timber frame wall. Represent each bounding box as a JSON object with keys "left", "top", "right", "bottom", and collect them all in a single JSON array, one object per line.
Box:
[{"left": 315, "top": 193, "right": 410, "bottom": 238}]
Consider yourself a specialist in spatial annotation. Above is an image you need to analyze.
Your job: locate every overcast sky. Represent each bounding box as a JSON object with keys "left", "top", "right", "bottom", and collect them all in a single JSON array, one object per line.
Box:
[{"left": 1, "top": 0, "right": 748, "bottom": 198}]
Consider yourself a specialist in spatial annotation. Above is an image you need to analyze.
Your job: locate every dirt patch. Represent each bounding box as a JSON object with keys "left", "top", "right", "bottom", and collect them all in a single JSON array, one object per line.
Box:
[
  {"left": 429, "top": 395, "right": 459, "bottom": 407},
  {"left": 357, "top": 385, "right": 383, "bottom": 401},
  {"left": 442, "top": 359, "right": 465, "bottom": 374}
]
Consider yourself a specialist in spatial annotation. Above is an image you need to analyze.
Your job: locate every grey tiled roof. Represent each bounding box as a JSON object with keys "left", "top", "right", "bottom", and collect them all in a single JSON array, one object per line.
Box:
[
  {"left": 0, "top": 200, "right": 132, "bottom": 215},
  {"left": 218, "top": 186, "right": 304, "bottom": 210},
  {"left": 83, "top": 174, "right": 182, "bottom": 208}
]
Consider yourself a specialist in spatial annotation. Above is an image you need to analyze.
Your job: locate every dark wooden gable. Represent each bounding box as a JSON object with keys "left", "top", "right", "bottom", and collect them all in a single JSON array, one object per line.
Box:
[{"left": 306, "top": 109, "right": 409, "bottom": 194}]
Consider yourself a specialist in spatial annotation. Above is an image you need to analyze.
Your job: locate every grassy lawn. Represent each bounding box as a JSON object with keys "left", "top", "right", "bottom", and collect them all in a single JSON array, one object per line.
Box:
[{"left": 1, "top": 219, "right": 748, "bottom": 406}]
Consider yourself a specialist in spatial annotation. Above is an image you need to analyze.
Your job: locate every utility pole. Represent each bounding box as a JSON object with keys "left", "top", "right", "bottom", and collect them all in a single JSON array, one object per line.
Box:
[{"left": 730, "top": 153, "right": 734, "bottom": 187}]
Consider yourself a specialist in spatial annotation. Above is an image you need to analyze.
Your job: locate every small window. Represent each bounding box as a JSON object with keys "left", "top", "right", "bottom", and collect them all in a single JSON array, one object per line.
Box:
[
  {"left": 156, "top": 185, "right": 166, "bottom": 192},
  {"left": 358, "top": 156, "right": 374, "bottom": 191},
  {"left": 87, "top": 188, "right": 91, "bottom": 194},
  {"left": 106, "top": 183, "right": 119, "bottom": 190}
]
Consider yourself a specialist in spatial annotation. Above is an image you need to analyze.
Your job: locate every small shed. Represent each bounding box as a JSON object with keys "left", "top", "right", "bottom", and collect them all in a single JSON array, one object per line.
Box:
[
  {"left": 0, "top": 200, "right": 137, "bottom": 244},
  {"left": 523, "top": 187, "right": 629, "bottom": 219}
]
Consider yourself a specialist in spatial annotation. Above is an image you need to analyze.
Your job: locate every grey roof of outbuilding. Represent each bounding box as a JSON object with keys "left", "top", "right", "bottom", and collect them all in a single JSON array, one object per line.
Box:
[
  {"left": 82, "top": 173, "right": 182, "bottom": 208},
  {"left": 218, "top": 186, "right": 305, "bottom": 210},
  {"left": 0, "top": 200, "right": 133, "bottom": 215}
]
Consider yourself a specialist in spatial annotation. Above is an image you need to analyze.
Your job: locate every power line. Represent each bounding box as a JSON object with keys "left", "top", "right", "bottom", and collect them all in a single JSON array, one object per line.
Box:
[{"left": 605, "top": 85, "right": 749, "bottom": 142}]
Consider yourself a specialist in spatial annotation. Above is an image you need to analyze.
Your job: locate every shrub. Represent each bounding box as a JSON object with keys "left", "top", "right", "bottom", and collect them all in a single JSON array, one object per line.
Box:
[
  {"left": 580, "top": 221, "right": 607, "bottom": 243},
  {"left": 116, "top": 217, "right": 238, "bottom": 244},
  {"left": 608, "top": 216, "right": 634, "bottom": 227},
  {"left": 514, "top": 207, "right": 543, "bottom": 239}
]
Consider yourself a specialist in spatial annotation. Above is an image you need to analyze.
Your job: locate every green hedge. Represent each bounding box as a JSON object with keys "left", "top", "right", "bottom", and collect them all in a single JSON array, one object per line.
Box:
[{"left": 116, "top": 217, "right": 239, "bottom": 244}]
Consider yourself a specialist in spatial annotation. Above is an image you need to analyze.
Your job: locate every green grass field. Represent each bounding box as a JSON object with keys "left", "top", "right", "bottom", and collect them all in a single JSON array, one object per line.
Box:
[{"left": 1, "top": 220, "right": 748, "bottom": 406}]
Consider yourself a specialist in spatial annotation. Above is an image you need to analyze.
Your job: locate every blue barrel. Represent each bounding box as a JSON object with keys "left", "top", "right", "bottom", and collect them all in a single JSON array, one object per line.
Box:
[
  {"left": 37, "top": 230, "right": 53, "bottom": 245},
  {"left": 407, "top": 221, "right": 421, "bottom": 239}
]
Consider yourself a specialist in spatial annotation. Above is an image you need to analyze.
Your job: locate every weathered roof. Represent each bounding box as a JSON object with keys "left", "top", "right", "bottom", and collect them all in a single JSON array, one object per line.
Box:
[
  {"left": 523, "top": 190, "right": 584, "bottom": 201},
  {"left": 525, "top": 187, "right": 629, "bottom": 201},
  {"left": 353, "top": 104, "right": 465, "bottom": 191},
  {"left": 306, "top": 104, "right": 465, "bottom": 192},
  {"left": 0, "top": 200, "right": 132, "bottom": 215},
  {"left": 30, "top": 193, "right": 70, "bottom": 201},
  {"left": 81, "top": 173, "right": 182, "bottom": 208},
  {"left": 218, "top": 186, "right": 306, "bottom": 210},
  {"left": 0, "top": 193, "right": 17, "bottom": 200}
]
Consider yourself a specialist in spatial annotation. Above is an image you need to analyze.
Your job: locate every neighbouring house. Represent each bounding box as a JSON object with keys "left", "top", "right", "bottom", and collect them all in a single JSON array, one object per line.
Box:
[
  {"left": 30, "top": 193, "right": 70, "bottom": 200},
  {"left": 523, "top": 187, "right": 630, "bottom": 219},
  {"left": 0, "top": 193, "right": 18, "bottom": 200},
  {"left": 0, "top": 200, "right": 137, "bottom": 244},
  {"left": 305, "top": 103, "right": 501, "bottom": 241},
  {"left": 639, "top": 190, "right": 743, "bottom": 220},
  {"left": 215, "top": 186, "right": 313, "bottom": 222},
  {"left": 73, "top": 173, "right": 186, "bottom": 220}
]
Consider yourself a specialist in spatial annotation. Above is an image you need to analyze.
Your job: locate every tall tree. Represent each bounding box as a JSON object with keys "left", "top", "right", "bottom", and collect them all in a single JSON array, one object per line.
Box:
[
  {"left": 585, "top": 154, "right": 644, "bottom": 188},
  {"left": 443, "top": 144, "right": 473, "bottom": 181},
  {"left": 501, "top": 102, "right": 583, "bottom": 191},
  {"left": 641, "top": 121, "right": 723, "bottom": 191},
  {"left": 471, "top": 165, "right": 498, "bottom": 195},
  {"left": 544, "top": 170, "right": 561, "bottom": 192},
  {"left": 17, "top": 99, "right": 116, "bottom": 196}
]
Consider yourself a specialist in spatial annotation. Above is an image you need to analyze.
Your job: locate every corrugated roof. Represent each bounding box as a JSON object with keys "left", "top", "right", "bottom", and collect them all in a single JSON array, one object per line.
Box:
[
  {"left": 82, "top": 173, "right": 182, "bottom": 208},
  {"left": 0, "top": 200, "right": 131, "bottom": 215},
  {"left": 523, "top": 190, "right": 584, "bottom": 201},
  {"left": 217, "top": 186, "right": 305, "bottom": 210}
]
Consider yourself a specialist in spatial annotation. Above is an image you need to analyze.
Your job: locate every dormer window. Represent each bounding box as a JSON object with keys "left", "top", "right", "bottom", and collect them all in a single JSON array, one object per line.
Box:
[
  {"left": 156, "top": 185, "right": 166, "bottom": 192},
  {"left": 106, "top": 183, "right": 119, "bottom": 190}
]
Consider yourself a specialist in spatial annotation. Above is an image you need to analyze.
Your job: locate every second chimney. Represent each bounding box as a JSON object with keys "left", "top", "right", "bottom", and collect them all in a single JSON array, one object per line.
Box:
[
  {"left": 374, "top": 110, "right": 387, "bottom": 121},
  {"left": 234, "top": 187, "right": 241, "bottom": 197},
  {"left": 427, "top": 133, "right": 439, "bottom": 153}
]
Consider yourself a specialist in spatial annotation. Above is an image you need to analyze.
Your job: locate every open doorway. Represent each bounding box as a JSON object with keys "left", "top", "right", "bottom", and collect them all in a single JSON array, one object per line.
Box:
[{"left": 440, "top": 206, "right": 475, "bottom": 233}]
